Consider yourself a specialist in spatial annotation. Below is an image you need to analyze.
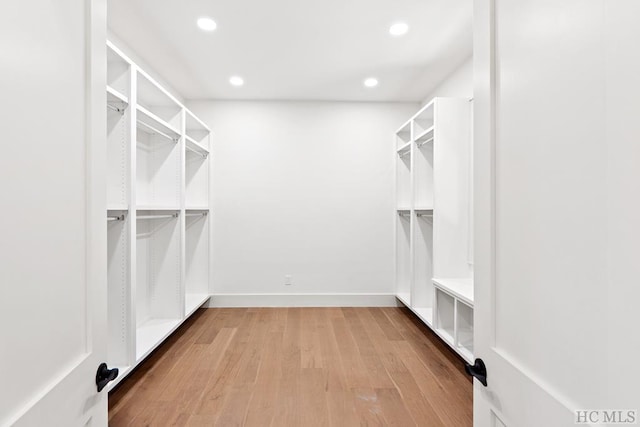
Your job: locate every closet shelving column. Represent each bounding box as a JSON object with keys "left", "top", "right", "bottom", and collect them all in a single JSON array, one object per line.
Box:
[
  {"left": 183, "top": 110, "right": 212, "bottom": 316},
  {"left": 105, "top": 41, "right": 212, "bottom": 389},
  {"left": 134, "top": 67, "right": 183, "bottom": 363},
  {"left": 395, "top": 121, "right": 412, "bottom": 306},
  {"left": 410, "top": 103, "right": 435, "bottom": 327},
  {"left": 394, "top": 98, "right": 473, "bottom": 363},
  {"left": 107, "top": 43, "right": 134, "bottom": 379}
]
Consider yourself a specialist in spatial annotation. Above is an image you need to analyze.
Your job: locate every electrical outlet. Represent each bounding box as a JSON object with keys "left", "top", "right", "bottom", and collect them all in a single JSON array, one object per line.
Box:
[{"left": 284, "top": 275, "right": 292, "bottom": 286}]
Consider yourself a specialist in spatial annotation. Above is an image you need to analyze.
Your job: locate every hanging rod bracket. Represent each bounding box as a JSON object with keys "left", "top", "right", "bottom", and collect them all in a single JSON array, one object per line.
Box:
[{"left": 107, "top": 103, "right": 126, "bottom": 115}]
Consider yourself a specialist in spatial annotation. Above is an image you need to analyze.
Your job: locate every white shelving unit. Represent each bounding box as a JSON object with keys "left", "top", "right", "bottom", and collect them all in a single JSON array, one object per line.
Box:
[
  {"left": 394, "top": 98, "right": 473, "bottom": 363},
  {"left": 105, "top": 41, "right": 212, "bottom": 389}
]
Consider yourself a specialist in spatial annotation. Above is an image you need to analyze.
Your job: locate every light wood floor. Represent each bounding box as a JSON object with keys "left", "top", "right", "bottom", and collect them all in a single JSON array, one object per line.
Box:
[{"left": 109, "top": 307, "right": 472, "bottom": 426}]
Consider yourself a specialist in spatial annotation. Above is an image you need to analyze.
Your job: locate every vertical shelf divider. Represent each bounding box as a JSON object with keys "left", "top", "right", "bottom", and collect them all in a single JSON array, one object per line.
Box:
[
  {"left": 127, "top": 63, "right": 138, "bottom": 369},
  {"left": 179, "top": 108, "right": 187, "bottom": 319}
]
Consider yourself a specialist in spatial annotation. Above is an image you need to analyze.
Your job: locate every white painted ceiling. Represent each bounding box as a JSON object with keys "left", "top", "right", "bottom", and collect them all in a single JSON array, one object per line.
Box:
[{"left": 108, "top": 0, "right": 472, "bottom": 102}]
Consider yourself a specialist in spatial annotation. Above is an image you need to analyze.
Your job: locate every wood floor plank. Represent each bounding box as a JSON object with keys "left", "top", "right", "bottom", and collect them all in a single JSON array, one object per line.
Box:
[
  {"left": 300, "top": 308, "right": 323, "bottom": 369},
  {"left": 342, "top": 307, "right": 395, "bottom": 389},
  {"left": 331, "top": 315, "right": 371, "bottom": 389},
  {"left": 376, "top": 387, "right": 418, "bottom": 427},
  {"left": 299, "top": 368, "right": 330, "bottom": 427},
  {"left": 243, "top": 330, "right": 282, "bottom": 426},
  {"left": 109, "top": 307, "right": 472, "bottom": 427},
  {"left": 351, "top": 388, "right": 386, "bottom": 426}
]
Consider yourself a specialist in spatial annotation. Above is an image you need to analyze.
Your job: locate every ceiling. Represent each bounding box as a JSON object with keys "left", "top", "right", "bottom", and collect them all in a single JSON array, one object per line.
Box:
[{"left": 108, "top": 0, "right": 472, "bottom": 102}]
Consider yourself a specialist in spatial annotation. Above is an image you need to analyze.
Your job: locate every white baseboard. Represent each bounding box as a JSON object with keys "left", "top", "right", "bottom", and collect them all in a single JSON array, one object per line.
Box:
[{"left": 205, "top": 293, "right": 400, "bottom": 308}]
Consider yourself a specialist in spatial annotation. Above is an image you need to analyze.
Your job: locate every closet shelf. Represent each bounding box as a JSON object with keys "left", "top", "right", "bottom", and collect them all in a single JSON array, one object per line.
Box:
[
  {"left": 107, "top": 85, "right": 128, "bottom": 106},
  {"left": 396, "top": 292, "right": 411, "bottom": 307},
  {"left": 136, "top": 206, "right": 180, "bottom": 211},
  {"left": 185, "top": 109, "right": 211, "bottom": 134},
  {"left": 185, "top": 294, "right": 211, "bottom": 317},
  {"left": 435, "top": 327, "right": 455, "bottom": 346},
  {"left": 136, "top": 318, "right": 181, "bottom": 361},
  {"left": 136, "top": 105, "right": 180, "bottom": 141},
  {"left": 107, "top": 204, "right": 128, "bottom": 211},
  {"left": 458, "top": 346, "right": 473, "bottom": 363},
  {"left": 106, "top": 365, "right": 131, "bottom": 391},
  {"left": 411, "top": 307, "right": 433, "bottom": 327},
  {"left": 185, "top": 135, "right": 209, "bottom": 158},
  {"left": 415, "top": 126, "right": 434, "bottom": 145},
  {"left": 395, "top": 120, "right": 412, "bottom": 137},
  {"left": 433, "top": 277, "right": 474, "bottom": 306},
  {"left": 412, "top": 99, "right": 435, "bottom": 122},
  {"left": 397, "top": 141, "right": 411, "bottom": 157},
  {"left": 137, "top": 69, "right": 182, "bottom": 110}
]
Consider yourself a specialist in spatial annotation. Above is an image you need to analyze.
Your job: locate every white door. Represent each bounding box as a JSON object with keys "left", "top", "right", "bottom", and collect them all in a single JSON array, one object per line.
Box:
[
  {"left": 0, "top": 1, "right": 109, "bottom": 426},
  {"left": 473, "top": 0, "right": 640, "bottom": 425}
]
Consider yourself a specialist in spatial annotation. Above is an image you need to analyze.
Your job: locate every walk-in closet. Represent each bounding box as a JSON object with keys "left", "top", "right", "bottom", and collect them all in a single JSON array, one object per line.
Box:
[{"left": 3, "top": 0, "right": 639, "bottom": 426}]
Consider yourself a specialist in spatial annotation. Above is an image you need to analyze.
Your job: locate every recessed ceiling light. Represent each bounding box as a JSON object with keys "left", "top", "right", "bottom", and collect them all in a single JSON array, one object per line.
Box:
[
  {"left": 364, "top": 78, "right": 379, "bottom": 88},
  {"left": 197, "top": 17, "right": 217, "bottom": 32},
  {"left": 229, "top": 76, "right": 244, "bottom": 87},
  {"left": 389, "top": 22, "right": 409, "bottom": 37}
]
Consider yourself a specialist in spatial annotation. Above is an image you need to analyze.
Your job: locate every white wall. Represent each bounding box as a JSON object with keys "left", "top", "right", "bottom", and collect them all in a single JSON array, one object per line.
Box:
[
  {"left": 188, "top": 101, "right": 418, "bottom": 306},
  {"left": 422, "top": 56, "right": 473, "bottom": 103}
]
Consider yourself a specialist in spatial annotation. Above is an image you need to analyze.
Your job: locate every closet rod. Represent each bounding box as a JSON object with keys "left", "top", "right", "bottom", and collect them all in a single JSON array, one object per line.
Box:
[
  {"left": 137, "top": 120, "right": 179, "bottom": 143},
  {"left": 398, "top": 212, "right": 410, "bottom": 217},
  {"left": 185, "top": 145, "right": 208, "bottom": 159},
  {"left": 416, "top": 137, "right": 434, "bottom": 147},
  {"left": 137, "top": 213, "right": 178, "bottom": 220},
  {"left": 186, "top": 212, "right": 208, "bottom": 217},
  {"left": 107, "top": 214, "right": 125, "bottom": 221},
  {"left": 417, "top": 213, "right": 433, "bottom": 218}
]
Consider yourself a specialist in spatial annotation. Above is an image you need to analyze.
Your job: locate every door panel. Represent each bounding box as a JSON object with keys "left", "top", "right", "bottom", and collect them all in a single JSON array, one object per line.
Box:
[
  {"left": 0, "top": 0, "right": 107, "bottom": 425},
  {"left": 474, "top": 0, "right": 640, "bottom": 425},
  {"left": 493, "top": 0, "right": 606, "bottom": 409}
]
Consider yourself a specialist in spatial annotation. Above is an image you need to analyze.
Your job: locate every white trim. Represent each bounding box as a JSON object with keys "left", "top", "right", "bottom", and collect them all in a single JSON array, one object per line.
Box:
[{"left": 206, "top": 293, "right": 399, "bottom": 308}]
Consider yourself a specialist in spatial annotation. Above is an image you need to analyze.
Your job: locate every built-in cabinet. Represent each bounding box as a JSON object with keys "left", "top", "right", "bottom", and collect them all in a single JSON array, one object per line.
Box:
[
  {"left": 106, "top": 41, "right": 212, "bottom": 389},
  {"left": 394, "top": 98, "right": 474, "bottom": 363}
]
